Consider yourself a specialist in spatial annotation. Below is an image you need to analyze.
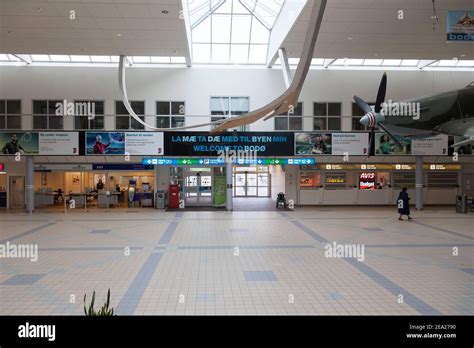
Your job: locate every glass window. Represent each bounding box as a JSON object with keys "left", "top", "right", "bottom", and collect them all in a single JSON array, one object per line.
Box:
[
  {"left": 156, "top": 101, "right": 186, "bottom": 129},
  {"left": 274, "top": 102, "right": 303, "bottom": 131},
  {"left": 211, "top": 96, "right": 249, "bottom": 129},
  {"left": 313, "top": 102, "right": 341, "bottom": 131},
  {"left": 0, "top": 100, "right": 22, "bottom": 129},
  {"left": 115, "top": 101, "right": 145, "bottom": 130},
  {"left": 74, "top": 100, "right": 104, "bottom": 130},
  {"left": 33, "top": 100, "right": 63, "bottom": 130}
]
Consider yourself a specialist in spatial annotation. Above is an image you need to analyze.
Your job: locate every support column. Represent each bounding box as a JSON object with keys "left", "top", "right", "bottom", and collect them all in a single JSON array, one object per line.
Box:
[
  {"left": 226, "top": 161, "right": 233, "bottom": 212},
  {"left": 154, "top": 164, "right": 158, "bottom": 208},
  {"left": 278, "top": 48, "right": 292, "bottom": 88},
  {"left": 415, "top": 156, "right": 423, "bottom": 210},
  {"left": 26, "top": 156, "right": 34, "bottom": 213}
]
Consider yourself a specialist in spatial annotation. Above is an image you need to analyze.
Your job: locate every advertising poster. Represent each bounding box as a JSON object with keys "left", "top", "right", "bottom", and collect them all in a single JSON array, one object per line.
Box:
[
  {"left": 0, "top": 132, "right": 39, "bottom": 155},
  {"left": 411, "top": 135, "right": 448, "bottom": 155},
  {"left": 165, "top": 132, "right": 294, "bottom": 156},
  {"left": 374, "top": 133, "right": 411, "bottom": 155},
  {"left": 332, "top": 133, "right": 369, "bottom": 155},
  {"left": 39, "top": 132, "right": 79, "bottom": 155},
  {"left": 125, "top": 132, "right": 164, "bottom": 156},
  {"left": 86, "top": 132, "right": 125, "bottom": 155},
  {"left": 447, "top": 11, "right": 474, "bottom": 41},
  {"left": 295, "top": 133, "right": 332, "bottom": 155},
  {"left": 213, "top": 175, "right": 226, "bottom": 207}
]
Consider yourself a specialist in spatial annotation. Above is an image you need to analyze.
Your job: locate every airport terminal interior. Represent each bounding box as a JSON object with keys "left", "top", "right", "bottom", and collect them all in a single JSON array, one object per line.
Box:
[{"left": 0, "top": 0, "right": 473, "bottom": 316}]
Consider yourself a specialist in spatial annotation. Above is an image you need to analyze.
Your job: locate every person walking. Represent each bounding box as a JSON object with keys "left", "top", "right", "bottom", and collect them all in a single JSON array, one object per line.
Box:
[{"left": 397, "top": 187, "right": 412, "bottom": 221}]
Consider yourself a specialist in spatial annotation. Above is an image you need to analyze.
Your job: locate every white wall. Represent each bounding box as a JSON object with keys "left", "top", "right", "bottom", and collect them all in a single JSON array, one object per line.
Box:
[{"left": 0, "top": 65, "right": 472, "bottom": 132}]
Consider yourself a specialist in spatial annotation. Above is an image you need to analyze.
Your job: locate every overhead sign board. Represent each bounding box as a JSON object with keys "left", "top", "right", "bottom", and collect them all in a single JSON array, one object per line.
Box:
[
  {"left": 164, "top": 132, "right": 294, "bottom": 156},
  {"left": 86, "top": 132, "right": 164, "bottom": 155},
  {"left": 142, "top": 158, "right": 315, "bottom": 166}
]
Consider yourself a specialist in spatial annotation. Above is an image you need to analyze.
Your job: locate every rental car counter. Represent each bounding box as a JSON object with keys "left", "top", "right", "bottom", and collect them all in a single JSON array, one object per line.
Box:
[{"left": 297, "top": 163, "right": 461, "bottom": 205}]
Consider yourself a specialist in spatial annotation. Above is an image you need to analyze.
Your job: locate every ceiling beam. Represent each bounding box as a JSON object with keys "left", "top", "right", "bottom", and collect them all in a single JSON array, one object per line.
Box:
[
  {"left": 323, "top": 58, "right": 336, "bottom": 69},
  {"left": 278, "top": 48, "right": 292, "bottom": 88},
  {"left": 418, "top": 60, "right": 438, "bottom": 69}
]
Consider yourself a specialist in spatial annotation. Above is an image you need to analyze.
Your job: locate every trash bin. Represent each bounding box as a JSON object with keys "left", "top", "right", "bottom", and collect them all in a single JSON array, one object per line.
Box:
[
  {"left": 456, "top": 194, "right": 467, "bottom": 214},
  {"left": 155, "top": 190, "right": 167, "bottom": 209}
]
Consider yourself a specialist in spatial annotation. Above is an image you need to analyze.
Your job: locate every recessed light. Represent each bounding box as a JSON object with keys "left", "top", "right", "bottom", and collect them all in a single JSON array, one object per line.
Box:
[
  {"left": 7, "top": 30, "right": 13, "bottom": 34},
  {"left": 116, "top": 33, "right": 122, "bottom": 37},
  {"left": 348, "top": 36, "right": 353, "bottom": 40},
  {"left": 460, "top": 54, "right": 466, "bottom": 57},
  {"left": 374, "top": 53, "right": 379, "bottom": 56},
  {"left": 36, "top": 7, "right": 43, "bottom": 12},
  {"left": 162, "top": 10, "right": 169, "bottom": 14},
  {"left": 172, "top": 50, "right": 178, "bottom": 54}
]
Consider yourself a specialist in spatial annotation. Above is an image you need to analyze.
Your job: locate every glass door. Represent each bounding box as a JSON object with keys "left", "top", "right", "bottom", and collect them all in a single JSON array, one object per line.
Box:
[
  {"left": 233, "top": 166, "right": 271, "bottom": 197},
  {"left": 184, "top": 169, "right": 213, "bottom": 206}
]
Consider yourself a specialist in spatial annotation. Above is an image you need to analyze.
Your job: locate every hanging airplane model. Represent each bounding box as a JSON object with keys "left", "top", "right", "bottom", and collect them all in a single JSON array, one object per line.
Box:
[{"left": 354, "top": 74, "right": 474, "bottom": 154}]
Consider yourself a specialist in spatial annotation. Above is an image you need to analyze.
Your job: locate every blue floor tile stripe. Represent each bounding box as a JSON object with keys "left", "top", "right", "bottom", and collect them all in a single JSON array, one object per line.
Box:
[
  {"left": 116, "top": 252, "right": 163, "bottom": 315},
  {"left": 158, "top": 221, "right": 179, "bottom": 244},
  {"left": 291, "top": 219, "right": 442, "bottom": 315},
  {"left": 411, "top": 221, "right": 473, "bottom": 240},
  {"left": 0, "top": 222, "right": 56, "bottom": 244}
]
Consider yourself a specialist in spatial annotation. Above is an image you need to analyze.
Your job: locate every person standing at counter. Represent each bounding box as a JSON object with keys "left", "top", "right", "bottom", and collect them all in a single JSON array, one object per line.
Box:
[{"left": 397, "top": 187, "right": 412, "bottom": 221}]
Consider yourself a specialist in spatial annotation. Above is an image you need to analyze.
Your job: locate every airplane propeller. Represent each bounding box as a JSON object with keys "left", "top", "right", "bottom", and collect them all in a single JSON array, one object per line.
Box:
[{"left": 354, "top": 72, "right": 402, "bottom": 156}]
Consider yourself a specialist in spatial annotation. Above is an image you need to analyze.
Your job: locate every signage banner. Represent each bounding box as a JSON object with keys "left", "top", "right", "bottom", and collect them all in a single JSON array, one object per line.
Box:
[
  {"left": 92, "top": 164, "right": 154, "bottom": 171},
  {"left": 295, "top": 133, "right": 332, "bottom": 155},
  {"left": 447, "top": 11, "right": 474, "bottom": 41},
  {"left": 39, "top": 132, "right": 79, "bottom": 155},
  {"left": 86, "top": 132, "right": 163, "bottom": 155},
  {"left": 359, "top": 172, "right": 376, "bottom": 190},
  {"left": 164, "top": 132, "right": 294, "bottom": 156},
  {"left": 375, "top": 133, "right": 411, "bottom": 155},
  {"left": 411, "top": 135, "right": 448, "bottom": 155},
  {"left": 332, "top": 133, "right": 369, "bottom": 155},
  {"left": 0, "top": 132, "right": 39, "bottom": 155}
]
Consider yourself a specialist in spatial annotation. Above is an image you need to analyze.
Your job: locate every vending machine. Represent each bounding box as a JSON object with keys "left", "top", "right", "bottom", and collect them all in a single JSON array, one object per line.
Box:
[{"left": 169, "top": 184, "right": 180, "bottom": 209}]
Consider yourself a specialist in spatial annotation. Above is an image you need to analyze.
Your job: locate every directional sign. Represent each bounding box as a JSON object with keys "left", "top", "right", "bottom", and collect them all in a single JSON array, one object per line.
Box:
[{"left": 142, "top": 158, "right": 315, "bottom": 166}]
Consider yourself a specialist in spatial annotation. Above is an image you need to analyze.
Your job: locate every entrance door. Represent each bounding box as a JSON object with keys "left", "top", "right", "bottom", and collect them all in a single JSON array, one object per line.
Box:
[
  {"left": 233, "top": 166, "right": 271, "bottom": 197},
  {"left": 184, "top": 170, "right": 213, "bottom": 206},
  {"left": 10, "top": 176, "right": 25, "bottom": 208}
]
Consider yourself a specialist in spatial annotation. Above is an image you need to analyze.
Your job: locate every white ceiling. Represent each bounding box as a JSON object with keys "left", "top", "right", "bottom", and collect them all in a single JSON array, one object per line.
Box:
[{"left": 0, "top": 0, "right": 473, "bottom": 60}]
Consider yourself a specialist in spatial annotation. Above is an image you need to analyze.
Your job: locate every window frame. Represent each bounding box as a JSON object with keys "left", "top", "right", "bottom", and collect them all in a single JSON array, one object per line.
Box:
[
  {"left": 156, "top": 100, "right": 186, "bottom": 129},
  {"left": 0, "top": 99, "right": 22, "bottom": 130},
  {"left": 73, "top": 99, "right": 105, "bottom": 130},
  {"left": 313, "top": 102, "right": 342, "bottom": 131},
  {"left": 274, "top": 101, "right": 304, "bottom": 131},
  {"left": 114, "top": 100, "right": 145, "bottom": 130},
  {"left": 32, "top": 99, "right": 64, "bottom": 130}
]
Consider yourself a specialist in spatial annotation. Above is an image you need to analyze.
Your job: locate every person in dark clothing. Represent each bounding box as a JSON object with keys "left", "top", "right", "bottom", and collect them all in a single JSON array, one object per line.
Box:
[
  {"left": 96, "top": 179, "right": 104, "bottom": 191},
  {"left": 397, "top": 187, "right": 412, "bottom": 220},
  {"left": 2, "top": 134, "right": 25, "bottom": 154}
]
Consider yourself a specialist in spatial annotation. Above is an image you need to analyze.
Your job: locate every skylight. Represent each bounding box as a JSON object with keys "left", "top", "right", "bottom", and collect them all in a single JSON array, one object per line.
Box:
[{"left": 186, "top": 0, "right": 285, "bottom": 64}]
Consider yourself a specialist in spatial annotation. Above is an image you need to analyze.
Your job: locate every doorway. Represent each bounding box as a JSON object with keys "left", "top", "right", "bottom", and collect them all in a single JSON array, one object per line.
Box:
[
  {"left": 233, "top": 166, "right": 270, "bottom": 197},
  {"left": 10, "top": 176, "right": 25, "bottom": 208},
  {"left": 183, "top": 168, "right": 213, "bottom": 206}
]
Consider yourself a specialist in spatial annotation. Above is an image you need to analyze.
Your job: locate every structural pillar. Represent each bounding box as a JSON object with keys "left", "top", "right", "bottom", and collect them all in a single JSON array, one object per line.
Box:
[
  {"left": 226, "top": 161, "right": 233, "bottom": 212},
  {"left": 415, "top": 156, "right": 423, "bottom": 210},
  {"left": 26, "top": 155, "right": 34, "bottom": 213}
]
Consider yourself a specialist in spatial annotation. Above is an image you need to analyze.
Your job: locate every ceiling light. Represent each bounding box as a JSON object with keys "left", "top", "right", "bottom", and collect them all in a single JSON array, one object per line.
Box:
[
  {"left": 162, "top": 10, "right": 169, "bottom": 14},
  {"left": 36, "top": 7, "right": 43, "bottom": 12},
  {"left": 348, "top": 36, "right": 353, "bottom": 40},
  {"left": 7, "top": 30, "right": 13, "bottom": 34},
  {"left": 116, "top": 33, "right": 122, "bottom": 37}
]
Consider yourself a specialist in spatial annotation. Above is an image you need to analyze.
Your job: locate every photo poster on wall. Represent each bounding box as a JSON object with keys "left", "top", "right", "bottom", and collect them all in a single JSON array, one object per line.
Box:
[
  {"left": 332, "top": 133, "right": 369, "bottom": 155},
  {"left": 374, "top": 133, "right": 411, "bottom": 155},
  {"left": 295, "top": 133, "right": 332, "bottom": 155},
  {"left": 86, "top": 132, "right": 164, "bottom": 155},
  {"left": 446, "top": 10, "right": 474, "bottom": 42},
  {"left": 0, "top": 132, "right": 39, "bottom": 155}
]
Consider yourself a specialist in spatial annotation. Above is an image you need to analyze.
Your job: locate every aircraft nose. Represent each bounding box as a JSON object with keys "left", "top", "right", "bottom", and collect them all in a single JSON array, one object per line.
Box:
[{"left": 360, "top": 115, "right": 369, "bottom": 126}]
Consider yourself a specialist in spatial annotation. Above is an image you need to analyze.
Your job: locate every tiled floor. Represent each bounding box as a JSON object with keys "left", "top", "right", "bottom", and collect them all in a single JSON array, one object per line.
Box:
[{"left": 0, "top": 207, "right": 472, "bottom": 315}]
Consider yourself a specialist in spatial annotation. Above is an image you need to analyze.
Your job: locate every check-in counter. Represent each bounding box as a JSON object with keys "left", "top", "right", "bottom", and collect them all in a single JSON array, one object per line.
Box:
[
  {"left": 97, "top": 192, "right": 119, "bottom": 208},
  {"left": 299, "top": 188, "right": 324, "bottom": 205},
  {"left": 391, "top": 189, "right": 416, "bottom": 204},
  {"left": 424, "top": 188, "right": 458, "bottom": 205},
  {"left": 357, "top": 188, "right": 391, "bottom": 205},
  {"left": 34, "top": 191, "right": 54, "bottom": 206},
  {"left": 69, "top": 193, "right": 86, "bottom": 208},
  {"left": 322, "top": 189, "right": 356, "bottom": 205}
]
